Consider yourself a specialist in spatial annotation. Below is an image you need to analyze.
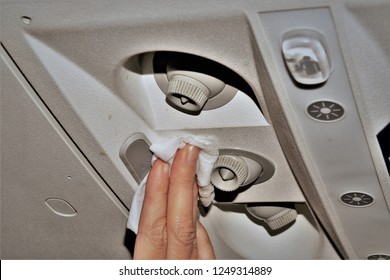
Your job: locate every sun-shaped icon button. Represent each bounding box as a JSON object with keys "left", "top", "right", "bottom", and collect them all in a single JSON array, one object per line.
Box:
[
  {"left": 340, "top": 192, "right": 374, "bottom": 207},
  {"left": 367, "top": 254, "right": 390, "bottom": 260},
  {"left": 307, "top": 101, "right": 344, "bottom": 121}
]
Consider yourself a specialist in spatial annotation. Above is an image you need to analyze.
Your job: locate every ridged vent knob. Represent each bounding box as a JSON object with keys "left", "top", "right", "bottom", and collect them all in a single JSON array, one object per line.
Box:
[
  {"left": 166, "top": 75, "right": 210, "bottom": 115},
  {"left": 211, "top": 155, "right": 248, "bottom": 192},
  {"left": 265, "top": 208, "right": 298, "bottom": 230},
  {"left": 246, "top": 206, "right": 298, "bottom": 230}
]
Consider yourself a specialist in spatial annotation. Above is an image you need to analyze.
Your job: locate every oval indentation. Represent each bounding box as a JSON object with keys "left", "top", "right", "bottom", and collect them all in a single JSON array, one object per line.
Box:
[
  {"left": 367, "top": 254, "right": 390, "bottom": 260},
  {"left": 340, "top": 192, "right": 375, "bottom": 207},
  {"left": 45, "top": 198, "right": 77, "bottom": 217},
  {"left": 307, "top": 101, "right": 345, "bottom": 122}
]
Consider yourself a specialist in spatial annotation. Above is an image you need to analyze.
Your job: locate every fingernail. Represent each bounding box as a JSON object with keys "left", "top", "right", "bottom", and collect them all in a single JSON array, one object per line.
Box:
[
  {"left": 186, "top": 145, "right": 199, "bottom": 164},
  {"left": 163, "top": 162, "right": 169, "bottom": 175}
]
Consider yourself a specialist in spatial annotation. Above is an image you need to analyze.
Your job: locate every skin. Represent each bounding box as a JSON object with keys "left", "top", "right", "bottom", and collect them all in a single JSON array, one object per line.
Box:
[{"left": 134, "top": 144, "right": 215, "bottom": 259}]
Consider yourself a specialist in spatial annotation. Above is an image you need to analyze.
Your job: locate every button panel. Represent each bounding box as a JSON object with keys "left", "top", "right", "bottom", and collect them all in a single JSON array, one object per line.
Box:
[{"left": 260, "top": 8, "right": 390, "bottom": 259}]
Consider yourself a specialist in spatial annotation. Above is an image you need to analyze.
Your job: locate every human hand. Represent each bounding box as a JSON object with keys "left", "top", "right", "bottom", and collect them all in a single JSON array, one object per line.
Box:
[{"left": 133, "top": 144, "right": 215, "bottom": 259}]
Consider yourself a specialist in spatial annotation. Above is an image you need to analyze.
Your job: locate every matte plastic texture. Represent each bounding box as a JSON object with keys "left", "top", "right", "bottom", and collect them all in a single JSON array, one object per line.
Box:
[
  {"left": 260, "top": 7, "right": 390, "bottom": 259},
  {"left": 1, "top": 50, "right": 130, "bottom": 259},
  {"left": 2, "top": 0, "right": 388, "bottom": 260}
]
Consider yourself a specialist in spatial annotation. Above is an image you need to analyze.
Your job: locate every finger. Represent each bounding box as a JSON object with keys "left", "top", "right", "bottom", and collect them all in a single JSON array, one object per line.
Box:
[
  {"left": 190, "top": 183, "right": 200, "bottom": 260},
  {"left": 134, "top": 159, "right": 170, "bottom": 259},
  {"left": 166, "top": 145, "right": 199, "bottom": 259},
  {"left": 196, "top": 221, "right": 216, "bottom": 260}
]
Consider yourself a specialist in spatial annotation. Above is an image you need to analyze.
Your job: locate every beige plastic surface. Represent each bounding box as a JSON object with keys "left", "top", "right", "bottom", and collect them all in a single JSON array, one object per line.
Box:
[
  {"left": 0, "top": 49, "right": 131, "bottom": 259},
  {"left": 258, "top": 6, "right": 390, "bottom": 259},
  {"left": 1, "top": 0, "right": 388, "bottom": 260}
]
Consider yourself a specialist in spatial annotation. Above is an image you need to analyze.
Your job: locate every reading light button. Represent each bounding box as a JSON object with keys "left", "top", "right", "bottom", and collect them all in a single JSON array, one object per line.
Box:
[{"left": 282, "top": 30, "right": 331, "bottom": 86}]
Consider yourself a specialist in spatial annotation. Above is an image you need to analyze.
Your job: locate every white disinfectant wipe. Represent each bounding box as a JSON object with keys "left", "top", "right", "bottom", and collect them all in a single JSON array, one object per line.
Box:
[{"left": 127, "top": 135, "right": 219, "bottom": 233}]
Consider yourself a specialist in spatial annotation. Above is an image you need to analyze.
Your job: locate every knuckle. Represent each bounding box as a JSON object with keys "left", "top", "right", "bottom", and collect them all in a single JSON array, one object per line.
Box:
[
  {"left": 149, "top": 228, "right": 167, "bottom": 247},
  {"left": 173, "top": 221, "right": 196, "bottom": 246},
  {"left": 170, "top": 176, "right": 196, "bottom": 189},
  {"left": 139, "top": 218, "right": 167, "bottom": 248}
]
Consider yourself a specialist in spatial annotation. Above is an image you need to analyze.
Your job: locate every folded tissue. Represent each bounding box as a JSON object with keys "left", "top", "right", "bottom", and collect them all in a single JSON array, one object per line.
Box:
[{"left": 127, "top": 135, "right": 219, "bottom": 233}]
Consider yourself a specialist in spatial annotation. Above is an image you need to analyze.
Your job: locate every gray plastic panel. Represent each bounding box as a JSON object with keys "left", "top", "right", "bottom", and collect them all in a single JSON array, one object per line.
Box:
[
  {"left": 260, "top": 8, "right": 390, "bottom": 259},
  {"left": 4, "top": 0, "right": 386, "bottom": 260},
  {"left": 0, "top": 3, "right": 306, "bottom": 205},
  {"left": 0, "top": 48, "right": 130, "bottom": 259}
]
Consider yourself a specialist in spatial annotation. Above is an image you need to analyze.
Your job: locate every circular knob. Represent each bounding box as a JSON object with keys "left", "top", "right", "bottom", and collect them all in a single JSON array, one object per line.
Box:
[
  {"left": 211, "top": 155, "right": 248, "bottom": 192},
  {"left": 166, "top": 74, "right": 210, "bottom": 115},
  {"left": 246, "top": 205, "right": 298, "bottom": 230},
  {"left": 219, "top": 168, "right": 236, "bottom": 181}
]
